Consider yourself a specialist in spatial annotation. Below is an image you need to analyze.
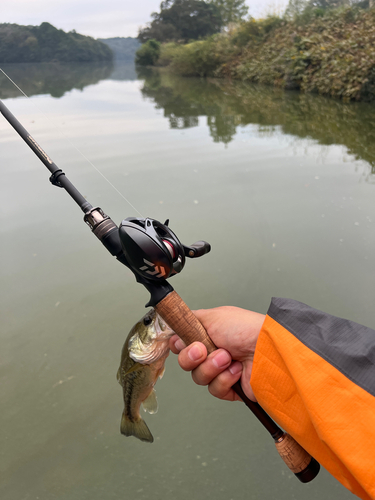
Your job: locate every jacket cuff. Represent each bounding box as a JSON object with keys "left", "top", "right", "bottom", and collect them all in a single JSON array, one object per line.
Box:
[{"left": 250, "top": 298, "right": 374, "bottom": 500}]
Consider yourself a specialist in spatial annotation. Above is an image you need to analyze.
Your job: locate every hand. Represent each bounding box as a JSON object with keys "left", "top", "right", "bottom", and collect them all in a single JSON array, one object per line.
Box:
[{"left": 169, "top": 306, "right": 265, "bottom": 402}]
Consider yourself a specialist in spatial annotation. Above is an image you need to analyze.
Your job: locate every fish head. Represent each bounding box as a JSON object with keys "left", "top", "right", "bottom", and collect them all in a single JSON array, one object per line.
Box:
[{"left": 128, "top": 309, "right": 174, "bottom": 365}]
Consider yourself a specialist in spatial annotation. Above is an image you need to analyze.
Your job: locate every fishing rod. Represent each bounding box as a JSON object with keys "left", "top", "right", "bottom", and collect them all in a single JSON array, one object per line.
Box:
[{"left": 0, "top": 99, "right": 320, "bottom": 483}]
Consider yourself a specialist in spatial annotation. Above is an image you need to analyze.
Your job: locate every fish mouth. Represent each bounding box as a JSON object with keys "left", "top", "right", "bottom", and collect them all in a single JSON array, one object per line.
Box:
[
  {"left": 155, "top": 313, "right": 166, "bottom": 333},
  {"left": 155, "top": 313, "right": 173, "bottom": 336},
  {"left": 128, "top": 310, "right": 174, "bottom": 365}
]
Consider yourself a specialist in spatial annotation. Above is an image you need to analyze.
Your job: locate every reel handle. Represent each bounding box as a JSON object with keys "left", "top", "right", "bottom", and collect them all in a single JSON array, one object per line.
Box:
[{"left": 155, "top": 290, "right": 320, "bottom": 483}]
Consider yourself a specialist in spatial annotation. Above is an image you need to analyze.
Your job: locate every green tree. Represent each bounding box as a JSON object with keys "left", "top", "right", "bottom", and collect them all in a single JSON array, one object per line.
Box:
[
  {"left": 307, "top": 0, "right": 349, "bottom": 7},
  {"left": 135, "top": 39, "right": 161, "bottom": 65},
  {"left": 284, "top": 0, "right": 309, "bottom": 18},
  {"left": 284, "top": 0, "right": 358, "bottom": 20},
  {"left": 138, "top": 0, "right": 222, "bottom": 43},
  {"left": 208, "top": 0, "right": 248, "bottom": 25}
]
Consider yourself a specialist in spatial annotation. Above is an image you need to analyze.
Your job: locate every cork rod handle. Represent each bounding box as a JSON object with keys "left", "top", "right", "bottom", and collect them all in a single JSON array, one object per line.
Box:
[{"left": 155, "top": 290, "right": 217, "bottom": 354}]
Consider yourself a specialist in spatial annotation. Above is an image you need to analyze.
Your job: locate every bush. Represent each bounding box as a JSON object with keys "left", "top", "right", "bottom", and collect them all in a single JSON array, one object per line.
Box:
[
  {"left": 146, "top": 5, "right": 375, "bottom": 101},
  {"left": 157, "top": 42, "right": 181, "bottom": 67},
  {"left": 135, "top": 39, "right": 161, "bottom": 66},
  {"left": 226, "top": 7, "right": 375, "bottom": 100},
  {"left": 160, "top": 34, "right": 235, "bottom": 77},
  {"left": 231, "top": 16, "right": 284, "bottom": 47},
  {"left": 171, "top": 34, "right": 234, "bottom": 77}
]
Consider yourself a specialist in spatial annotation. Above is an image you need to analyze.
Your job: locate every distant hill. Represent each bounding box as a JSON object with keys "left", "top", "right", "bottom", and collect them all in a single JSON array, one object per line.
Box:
[
  {"left": 98, "top": 37, "right": 140, "bottom": 61},
  {"left": 0, "top": 22, "right": 113, "bottom": 63}
]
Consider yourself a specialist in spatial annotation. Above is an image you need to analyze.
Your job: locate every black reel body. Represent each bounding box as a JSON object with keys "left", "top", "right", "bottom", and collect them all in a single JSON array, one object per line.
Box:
[
  {"left": 118, "top": 217, "right": 210, "bottom": 282},
  {"left": 119, "top": 217, "right": 185, "bottom": 281}
]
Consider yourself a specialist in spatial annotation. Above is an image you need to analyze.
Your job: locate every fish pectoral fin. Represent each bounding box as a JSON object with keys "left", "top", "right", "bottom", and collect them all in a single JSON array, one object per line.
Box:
[
  {"left": 116, "top": 368, "right": 121, "bottom": 384},
  {"left": 142, "top": 389, "right": 158, "bottom": 414},
  {"left": 124, "top": 362, "right": 144, "bottom": 375}
]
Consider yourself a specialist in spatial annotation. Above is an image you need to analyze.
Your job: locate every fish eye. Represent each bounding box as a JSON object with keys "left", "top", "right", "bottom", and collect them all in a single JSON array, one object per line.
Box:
[{"left": 143, "top": 316, "right": 152, "bottom": 326}]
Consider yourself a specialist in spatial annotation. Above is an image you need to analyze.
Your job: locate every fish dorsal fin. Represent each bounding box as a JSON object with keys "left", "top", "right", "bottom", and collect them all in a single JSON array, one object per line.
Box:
[
  {"left": 142, "top": 389, "right": 158, "bottom": 414},
  {"left": 116, "top": 368, "right": 121, "bottom": 384},
  {"left": 124, "top": 362, "right": 144, "bottom": 375}
]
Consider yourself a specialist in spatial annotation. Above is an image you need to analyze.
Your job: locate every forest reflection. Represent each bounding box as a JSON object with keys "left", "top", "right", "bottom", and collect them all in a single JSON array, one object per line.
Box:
[
  {"left": 0, "top": 61, "right": 115, "bottom": 99},
  {"left": 1, "top": 62, "right": 374, "bottom": 177},
  {"left": 138, "top": 68, "right": 375, "bottom": 175}
]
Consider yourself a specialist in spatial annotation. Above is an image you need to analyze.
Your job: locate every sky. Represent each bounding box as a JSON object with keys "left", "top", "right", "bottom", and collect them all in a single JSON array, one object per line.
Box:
[{"left": 0, "top": 0, "right": 289, "bottom": 39}]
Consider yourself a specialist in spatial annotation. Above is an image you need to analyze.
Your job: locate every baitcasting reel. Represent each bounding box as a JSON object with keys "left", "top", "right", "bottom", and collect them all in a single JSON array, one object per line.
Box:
[
  {"left": 83, "top": 208, "right": 211, "bottom": 305},
  {"left": 119, "top": 217, "right": 211, "bottom": 281}
]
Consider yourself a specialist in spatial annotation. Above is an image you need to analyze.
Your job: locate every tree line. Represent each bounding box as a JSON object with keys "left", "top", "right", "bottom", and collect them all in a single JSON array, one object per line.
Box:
[
  {"left": 138, "top": 0, "right": 249, "bottom": 43},
  {"left": 0, "top": 22, "right": 113, "bottom": 63},
  {"left": 137, "top": 0, "right": 373, "bottom": 45}
]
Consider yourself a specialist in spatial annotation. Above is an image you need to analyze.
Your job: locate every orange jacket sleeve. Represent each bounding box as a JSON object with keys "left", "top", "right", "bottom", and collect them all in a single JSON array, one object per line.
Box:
[{"left": 250, "top": 298, "right": 375, "bottom": 500}]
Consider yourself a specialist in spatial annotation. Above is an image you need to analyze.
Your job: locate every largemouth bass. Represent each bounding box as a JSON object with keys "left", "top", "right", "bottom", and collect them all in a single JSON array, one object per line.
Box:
[{"left": 117, "top": 309, "right": 174, "bottom": 443}]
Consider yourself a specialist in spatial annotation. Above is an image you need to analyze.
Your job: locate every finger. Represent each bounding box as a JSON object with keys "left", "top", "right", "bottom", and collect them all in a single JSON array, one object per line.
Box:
[
  {"left": 207, "top": 361, "right": 243, "bottom": 401},
  {"left": 169, "top": 335, "right": 186, "bottom": 354},
  {"left": 177, "top": 342, "right": 208, "bottom": 372},
  {"left": 190, "top": 348, "right": 232, "bottom": 385}
]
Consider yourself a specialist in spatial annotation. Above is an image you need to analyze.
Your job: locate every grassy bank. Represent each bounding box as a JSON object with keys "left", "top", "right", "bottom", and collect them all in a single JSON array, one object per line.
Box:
[{"left": 149, "top": 6, "right": 375, "bottom": 101}]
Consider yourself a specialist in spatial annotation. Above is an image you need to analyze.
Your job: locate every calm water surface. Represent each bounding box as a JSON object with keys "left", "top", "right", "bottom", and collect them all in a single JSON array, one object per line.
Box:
[{"left": 1, "top": 62, "right": 374, "bottom": 500}]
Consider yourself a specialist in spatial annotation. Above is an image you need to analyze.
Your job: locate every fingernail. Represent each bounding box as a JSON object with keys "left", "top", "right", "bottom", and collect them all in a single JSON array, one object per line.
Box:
[
  {"left": 188, "top": 344, "right": 204, "bottom": 361},
  {"left": 174, "top": 339, "right": 186, "bottom": 351},
  {"left": 212, "top": 350, "right": 231, "bottom": 369},
  {"left": 229, "top": 361, "right": 242, "bottom": 375}
]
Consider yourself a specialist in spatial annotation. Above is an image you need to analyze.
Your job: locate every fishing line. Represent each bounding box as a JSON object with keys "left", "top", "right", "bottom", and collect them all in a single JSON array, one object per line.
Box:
[{"left": 0, "top": 67, "right": 143, "bottom": 217}]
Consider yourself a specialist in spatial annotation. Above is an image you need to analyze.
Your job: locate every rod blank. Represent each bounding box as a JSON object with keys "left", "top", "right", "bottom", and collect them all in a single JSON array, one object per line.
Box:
[{"left": 0, "top": 100, "right": 92, "bottom": 213}]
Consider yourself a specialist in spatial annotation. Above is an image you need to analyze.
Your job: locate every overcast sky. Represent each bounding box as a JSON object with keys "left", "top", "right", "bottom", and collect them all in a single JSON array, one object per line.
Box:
[{"left": 1, "top": 0, "right": 289, "bottom": 39}]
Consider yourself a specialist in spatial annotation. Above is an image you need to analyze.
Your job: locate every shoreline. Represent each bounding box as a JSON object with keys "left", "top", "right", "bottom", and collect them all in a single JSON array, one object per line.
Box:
[{"left": 147, "top": 6, "right": 375, "bottom": 103}]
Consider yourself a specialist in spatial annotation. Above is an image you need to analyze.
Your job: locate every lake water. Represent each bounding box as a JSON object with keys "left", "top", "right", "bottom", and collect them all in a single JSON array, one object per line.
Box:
[{"left": 1, "top": 62, "right": 374, "bottom": 500}]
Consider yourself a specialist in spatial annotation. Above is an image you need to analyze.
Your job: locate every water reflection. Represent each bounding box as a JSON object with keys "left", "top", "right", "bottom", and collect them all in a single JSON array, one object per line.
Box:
[
  {"left": 138, "top": 68, "right": 375, "bottom": 174},
  {"left": 2, "top": 62, "right": 374, "bottom": 177},
  {"left": 0, "top": 61, "right": 137, "bottom": 100},
  {"left": 107, "top": 63, "right": 139, "bottom": 82}
]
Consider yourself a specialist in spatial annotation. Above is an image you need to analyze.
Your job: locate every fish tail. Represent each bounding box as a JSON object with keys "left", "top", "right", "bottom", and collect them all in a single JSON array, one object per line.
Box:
[{"left": 120, "top": 411, "right": 154, "bottom": 443}]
